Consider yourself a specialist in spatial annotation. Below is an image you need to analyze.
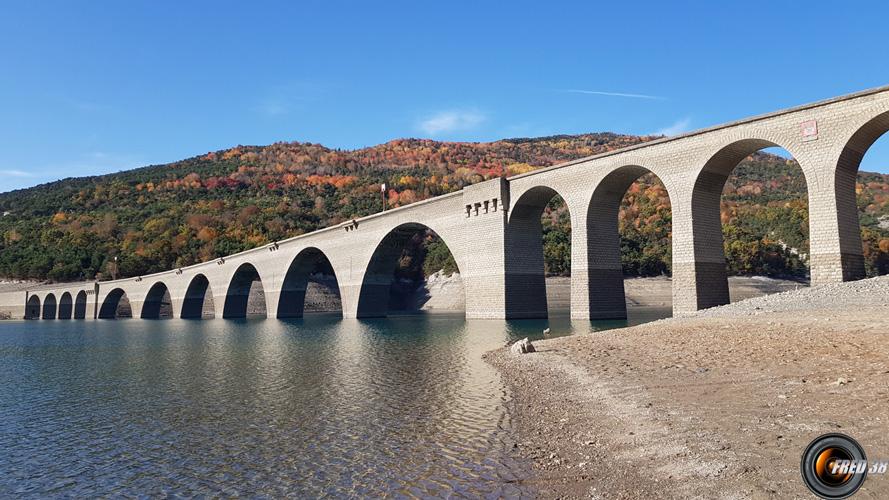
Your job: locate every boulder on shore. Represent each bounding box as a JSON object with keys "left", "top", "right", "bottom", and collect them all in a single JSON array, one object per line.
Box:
[{"left": 510, "top": 338, "right": 536, "bottom": 355}]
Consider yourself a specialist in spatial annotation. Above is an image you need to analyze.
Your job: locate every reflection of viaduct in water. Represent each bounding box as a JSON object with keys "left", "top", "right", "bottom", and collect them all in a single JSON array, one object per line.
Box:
[{"left": 10, "top": 86, "right": 889, "bottom": 320}]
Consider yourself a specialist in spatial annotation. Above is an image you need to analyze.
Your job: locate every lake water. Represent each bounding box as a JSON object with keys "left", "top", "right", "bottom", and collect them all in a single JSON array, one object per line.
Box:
[{"left": 0, "top": 308, "right": 668, "bottom": 497}]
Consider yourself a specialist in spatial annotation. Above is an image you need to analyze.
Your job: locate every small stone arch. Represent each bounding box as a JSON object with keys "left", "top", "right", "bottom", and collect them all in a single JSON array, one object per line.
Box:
[
  {"left": 98, "top": 288, "right": 132, "bottom": 319},
  {"left": 181, "top": 274, "right": 215, "bottom": 319},
  {"left": 73, "top": 291, "right": 88, "bottom": 319},
  {"left": 58, "top": 292, "right": 73, "bottom": 319},
  {"left": 587, "top": 165, "right": 673, "bottom": 319},
  {"left": 141, "top": 281, "right": 173, "bottom": 319},
  {"left": 25, "top": 295, "right": 40, "bottom": 320},
  {"left": 278, "top": 247, "right": 342, "bottom": 318},
  {"left": 505, "top": 185, "right": 573, "bottom": 319},
  {"left": 223, "top": 263, "right": 266, "bottom": 318},
  {"left": 42, "top": 293, "right": 57, "bottom": 320},
  {"left": 356, "top": 222, "right": 463, "bottom": 318}
]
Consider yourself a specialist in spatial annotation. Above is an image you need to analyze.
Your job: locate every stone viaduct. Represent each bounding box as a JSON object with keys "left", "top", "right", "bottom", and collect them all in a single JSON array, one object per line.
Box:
[{"left": 7, "top": 85, "right": 889, "bottom": 321}]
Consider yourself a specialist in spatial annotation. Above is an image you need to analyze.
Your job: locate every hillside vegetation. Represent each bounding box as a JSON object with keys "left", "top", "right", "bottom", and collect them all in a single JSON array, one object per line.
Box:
[{"left": 0, "top": 134, "right": 887, "bottom": 282}]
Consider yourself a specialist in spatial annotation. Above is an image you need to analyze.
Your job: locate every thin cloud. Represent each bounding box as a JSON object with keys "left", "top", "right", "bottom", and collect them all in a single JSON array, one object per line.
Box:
[
  {"left": 0, "top": 169, "right": 34, "bottom": 178},
  {"left": 252, "top": 81, "right": 329, "bottom": 117},
  {"left": 418, "top": 109, "right": 486, "bottom": 135},
  {"left": 654, "top": 118, "right": 692, "bottom": 136},
  {"left": 253, "top": 100, "right": 289, "bottom": 117},
  {"left": 559, "top": 89, "right": 665, "bottom": 100}
]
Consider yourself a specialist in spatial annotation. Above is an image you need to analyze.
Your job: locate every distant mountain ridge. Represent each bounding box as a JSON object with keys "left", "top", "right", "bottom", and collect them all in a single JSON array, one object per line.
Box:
[{"left": 0, "top": 133, "right": 887, "bottom": 282}]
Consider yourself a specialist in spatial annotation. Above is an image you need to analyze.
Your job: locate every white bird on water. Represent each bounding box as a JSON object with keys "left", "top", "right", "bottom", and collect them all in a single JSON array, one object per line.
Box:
[{"left": 543, "top": 328, "right": 551, "bottom": 336}]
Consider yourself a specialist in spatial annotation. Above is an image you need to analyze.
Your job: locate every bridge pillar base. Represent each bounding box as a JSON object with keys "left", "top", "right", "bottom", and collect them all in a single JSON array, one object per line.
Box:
[
  {"left": 577, "top": 268, "right": 628, "bottom": 321},
  {"left": 672, "top": 261, "right": 730, "bottom": 316},
  {"left": 810, "top": 252, "right": 866, "bottom": 286}
]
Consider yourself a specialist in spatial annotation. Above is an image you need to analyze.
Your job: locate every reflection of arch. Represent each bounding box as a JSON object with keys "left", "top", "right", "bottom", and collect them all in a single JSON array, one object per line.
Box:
[
  {"left": 58, "top": 292, "right": 73, "bottom": 319},
  {"left": 181, "top": 274, "right": 215, "bottom": 319},
  {"left": 832, "top": 111, "right": 889, "bottom": 281},
  {"left": 42, "top": 293, "right": 57, "bottom": 320},
  {"left": 691, "top": 138, "right": 810, "bottom": 309},
  {"left": 74, "top": 291, "right": 88, "bottom": 319},
  {"left": 588, "top": 166, "right": 672, "bottom": 319},
  {"left": 98, "top": 288, "right": 132, "bottom": 319},
  {"left": 357, "top": 223, "right": 462, "bottom": 318},
  {"left": 278, "top": 247, "right": 342, "bottom": 318},
  {"left": 505, "top": 185, "right": 571, "bottom": 319},
  {"left": 26, "top": 295, "right": 40, "bottom": 320},
  {"left": 141, "top": 282, "right": 173, "bottom": 319},
  {"left": 223, "top": 263, "right": 266, "bottom": 318}
]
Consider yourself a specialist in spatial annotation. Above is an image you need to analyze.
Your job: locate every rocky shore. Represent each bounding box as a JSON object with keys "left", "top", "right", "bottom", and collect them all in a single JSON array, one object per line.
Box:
[{"left": 487, "top": 275, "right": 889, "bottom": 498}]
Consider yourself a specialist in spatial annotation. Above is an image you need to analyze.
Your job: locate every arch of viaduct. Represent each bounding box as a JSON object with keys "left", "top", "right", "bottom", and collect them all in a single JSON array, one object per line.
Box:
[{"left": 14, "top": 85, "right": 889, "bottom": 321}]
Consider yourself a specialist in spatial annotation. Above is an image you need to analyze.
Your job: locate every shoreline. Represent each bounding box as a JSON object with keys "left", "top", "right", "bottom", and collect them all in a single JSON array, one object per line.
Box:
[{"left": 486, "top": 275, "right": 889, "bottom": 498}]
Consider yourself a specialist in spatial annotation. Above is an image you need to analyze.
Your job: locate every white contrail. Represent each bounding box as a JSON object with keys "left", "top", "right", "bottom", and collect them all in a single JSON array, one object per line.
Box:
[{"left": 558, "top": 89, "right": 665, "bottom": 100}]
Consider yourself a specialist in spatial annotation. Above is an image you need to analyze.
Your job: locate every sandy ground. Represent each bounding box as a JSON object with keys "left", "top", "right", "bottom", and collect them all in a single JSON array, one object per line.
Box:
[
  {"left": 487, "top": 276, "right": 889, "bottom": 499},
  {"left": 0, "top": 280, "right": 39, "bottom": 293}
]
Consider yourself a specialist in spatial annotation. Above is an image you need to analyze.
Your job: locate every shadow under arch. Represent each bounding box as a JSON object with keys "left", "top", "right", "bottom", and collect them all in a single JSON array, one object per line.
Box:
[
  {"left": 690, "top": 138, "right": 811, "bottom": 309},
  {"left": 587, "top": 165, "right": 672, "bottom": 319},
  {"left": 356, "top": 222, "right": 462, "bottom": 318},
  {"left": 74, "top": 290, "right": 88, "bottom": 319},
  {"left": 505, "top": 185, "right": 572, "bottom": 319},
  {"left": 42, "top": 293, "right": 57, "bottom": 320},
  {"left": 278, "top": 247, "right": 342, "bottom": 318},
  {"left": 58, "top": 292, "right": 73, "bottom": 319},
  {"left": 98, "top": 288, "right": 133, "bottom": 319},
  {"left": 833, "top": 110, "right": 889, "bottom": 280},
  {"left": 181, "top": 274, "right": 215, "bottom": 319},
  {"left": 25, "top": 295, "right": 40, "bottom": 320},
  {"left": 141, "top": 281, "right": 173, "bottom": 319},
  {"left": 223, "top": 263, "right": 266, "bottom": 319}
]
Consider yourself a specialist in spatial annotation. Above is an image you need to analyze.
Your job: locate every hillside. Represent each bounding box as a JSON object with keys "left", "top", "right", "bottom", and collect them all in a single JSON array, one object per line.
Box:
[{"left": 0, "top": 134, "right": 887, "bottom": 282}]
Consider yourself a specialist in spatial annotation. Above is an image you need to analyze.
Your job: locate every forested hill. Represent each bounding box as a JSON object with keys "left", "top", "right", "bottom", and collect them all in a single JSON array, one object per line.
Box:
[{"left": 1, "top": 134, "right": 888, "bottom": 282}]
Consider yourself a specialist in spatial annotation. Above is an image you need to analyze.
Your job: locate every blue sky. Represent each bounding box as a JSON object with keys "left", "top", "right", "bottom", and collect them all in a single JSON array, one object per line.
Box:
[{"left": 2, "top": 0, "right": 889, "bottom": 192}]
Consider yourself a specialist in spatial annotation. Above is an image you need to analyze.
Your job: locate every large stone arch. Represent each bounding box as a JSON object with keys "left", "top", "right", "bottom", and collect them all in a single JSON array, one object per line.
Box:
[
  {"left": 73, "top": 291, "right": 88, "bottom": 319},
  {"left": 25, "top": 295, "right": 40, "bottom": 320},
  {"left": 278, "top": 247, "right": 342, "bottom": 318},
  {"left": 141, "top": 281, "right": 173, "bottom": 319},
  {"left": 505, "top": 184, "right": 573, "bottom": 319},
  {"left": 42, "top": 293, "right": 57, "bottom": 320},
  {"left": 222, "top": 263, "right": 266, "bottom": 318},
  {"left": 826, "top": 110, "right": 889, "bottom": 281},
  {"left": 181, "top": 274, "right": 215, "bottom": 319},
  {"left": 835, "top": 110, "right": 889, "bottom": 182},
  {"left": 586, "top": 165, "right": 673, "bottom": 319},
  {"left": 356, "top": 222, "right": 463, "bottom": 318},
  {"left": 98, "top": 288, "right": 132, "bottom": 319},
  {"left": 58, "top": 292, "right": 73, "bottom": 319},
  {"left": 688, "top": 137, "right": 811, "bottom": 310}
]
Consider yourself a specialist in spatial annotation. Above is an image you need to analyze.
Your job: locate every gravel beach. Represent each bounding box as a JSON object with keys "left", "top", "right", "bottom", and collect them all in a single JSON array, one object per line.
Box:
[{"left": 487, "top": 275, "right": 889, "bottom": 499}]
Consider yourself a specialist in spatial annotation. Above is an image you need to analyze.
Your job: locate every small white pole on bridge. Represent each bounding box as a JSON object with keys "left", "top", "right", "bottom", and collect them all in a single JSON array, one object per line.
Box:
[{"left": 381, "top": 183, "right": 387, "bottom": 211}]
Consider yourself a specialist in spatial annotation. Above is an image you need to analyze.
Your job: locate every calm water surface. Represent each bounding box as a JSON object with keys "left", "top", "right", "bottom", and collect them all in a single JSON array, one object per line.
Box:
[{"left": 0, "top": 309, "right": 667, "bottom": 497}]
